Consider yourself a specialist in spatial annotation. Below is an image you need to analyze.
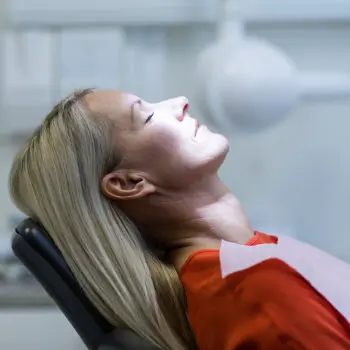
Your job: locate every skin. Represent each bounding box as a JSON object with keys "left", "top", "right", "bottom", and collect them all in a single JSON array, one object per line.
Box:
[{"left": 84, "top": 90, "right": 254, "bottom": 271}]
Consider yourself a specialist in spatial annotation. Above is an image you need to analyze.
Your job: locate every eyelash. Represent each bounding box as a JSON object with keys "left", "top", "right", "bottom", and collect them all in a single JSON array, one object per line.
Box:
[{"left": 145, "top": 112, "right": 154, "bottom": 124}]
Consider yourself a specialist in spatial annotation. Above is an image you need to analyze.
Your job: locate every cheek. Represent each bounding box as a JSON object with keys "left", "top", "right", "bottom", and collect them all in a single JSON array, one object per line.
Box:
[
  {"left": 152, "top": 138, "right": 205, "bottom": 188},
  {"left": 145, "top": 129, "right": 183, "bottom": 163},
  {"left": 123, "top": 125, "right": 202, "bottom": 188},
  {"left": 127, "top": 128, "right": 182, "bottom": 168},
  {"left": 140, "top": 129, "right": 197, "bottom": 182}
]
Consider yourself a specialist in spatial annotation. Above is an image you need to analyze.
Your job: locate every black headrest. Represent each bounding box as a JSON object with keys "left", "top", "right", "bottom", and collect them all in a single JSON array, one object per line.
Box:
[
  {"left": 12, "top": 218, "right": 115, "bottom": 349},
  {"left": 12, "top": 218, "right": 159, "bottom": 350}
]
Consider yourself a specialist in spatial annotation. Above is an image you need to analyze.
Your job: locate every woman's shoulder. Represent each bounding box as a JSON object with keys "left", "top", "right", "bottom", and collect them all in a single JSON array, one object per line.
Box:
[
  {"left": 180, "top": 232, "right": 337, "bottom": 312},
  {"left": 179, "top": 231, "right": 277, "bottom": 295},
  {"left": 180, "top": 241, "right": 309, "bottom": 306},
  {"left": 180, "top": 233, "right": 350, "bottom": 349}
]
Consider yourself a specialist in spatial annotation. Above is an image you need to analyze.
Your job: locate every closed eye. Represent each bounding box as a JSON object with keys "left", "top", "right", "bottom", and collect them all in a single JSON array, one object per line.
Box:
[{"left": 145, "top": 112, "right": 154, "bottom": 124}]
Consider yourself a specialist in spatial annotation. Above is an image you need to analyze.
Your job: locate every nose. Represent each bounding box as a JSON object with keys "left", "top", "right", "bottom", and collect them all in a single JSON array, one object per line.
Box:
[{"left": 175, "top": 96, "right": 189, "bottom": 121}]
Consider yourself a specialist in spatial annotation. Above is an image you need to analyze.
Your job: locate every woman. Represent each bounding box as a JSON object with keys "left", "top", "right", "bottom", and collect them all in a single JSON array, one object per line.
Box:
[{"left": 9, "top": 89, "right": 350, "bottom": 349}]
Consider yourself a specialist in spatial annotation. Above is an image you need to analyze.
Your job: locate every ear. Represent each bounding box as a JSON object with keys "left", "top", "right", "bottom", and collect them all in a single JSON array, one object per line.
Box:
[{"left": 101, "top": 171, "right": 156, "bottom": 201}]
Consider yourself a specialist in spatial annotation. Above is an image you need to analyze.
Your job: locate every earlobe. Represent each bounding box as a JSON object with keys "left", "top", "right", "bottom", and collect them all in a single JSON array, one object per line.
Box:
[{"left": 101, "top": 171, "right": 156, "bottom": 201}]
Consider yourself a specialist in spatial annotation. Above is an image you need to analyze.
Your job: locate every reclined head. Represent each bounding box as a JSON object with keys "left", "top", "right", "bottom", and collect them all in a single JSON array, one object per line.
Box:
[{"left": 8, "top": 89, "right": 229, "bottom": 349}]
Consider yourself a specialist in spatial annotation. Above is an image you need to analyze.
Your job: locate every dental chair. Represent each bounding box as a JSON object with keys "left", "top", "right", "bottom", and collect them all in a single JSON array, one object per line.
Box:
[{"left": 12, "top": 218, "right": 158, "bottom": 350}]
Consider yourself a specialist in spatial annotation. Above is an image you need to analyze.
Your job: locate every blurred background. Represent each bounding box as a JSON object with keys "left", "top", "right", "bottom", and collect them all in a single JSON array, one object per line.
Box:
[{"left": 0, "top": 0, "right": 349, "bottom": 349}]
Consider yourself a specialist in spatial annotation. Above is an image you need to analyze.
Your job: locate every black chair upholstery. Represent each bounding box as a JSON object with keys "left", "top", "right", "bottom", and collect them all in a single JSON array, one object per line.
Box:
[{"left": 12, "top": 218, "right": 158, "bottom": 350}]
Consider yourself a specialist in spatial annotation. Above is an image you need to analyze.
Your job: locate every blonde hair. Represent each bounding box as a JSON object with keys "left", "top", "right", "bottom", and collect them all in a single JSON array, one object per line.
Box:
[{"left": 9, "top": 89, "right": 197, "bottom": 349}]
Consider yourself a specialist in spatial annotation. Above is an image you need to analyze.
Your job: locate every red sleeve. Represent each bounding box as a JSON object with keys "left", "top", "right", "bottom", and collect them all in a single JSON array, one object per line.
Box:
[
  {"left": 213, "top": 307, "right": 302, "bottom": 350},
  {"left": 185, "top": 258, "right": 350, "bottom": 350}
]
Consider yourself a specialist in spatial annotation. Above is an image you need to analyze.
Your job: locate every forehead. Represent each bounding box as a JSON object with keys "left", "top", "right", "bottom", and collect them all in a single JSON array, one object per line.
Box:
[{"left": 83, "top": 90, "right": 138, "bottom": 122}]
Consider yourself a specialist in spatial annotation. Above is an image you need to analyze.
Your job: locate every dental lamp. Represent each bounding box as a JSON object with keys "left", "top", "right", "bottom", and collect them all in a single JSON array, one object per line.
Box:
[{"left": 196, "top": 0, "right": 350, "bottom": 133}]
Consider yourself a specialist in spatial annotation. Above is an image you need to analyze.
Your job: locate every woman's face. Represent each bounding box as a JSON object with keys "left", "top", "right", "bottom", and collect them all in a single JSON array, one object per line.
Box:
[{"left": 85, "top": 90, "right": 229, "bottom": 195}]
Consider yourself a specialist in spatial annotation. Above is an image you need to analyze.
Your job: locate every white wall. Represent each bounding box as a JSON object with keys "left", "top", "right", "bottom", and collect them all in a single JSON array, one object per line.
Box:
[{"left": 0, "top": 309, "right": 85, "bottom": 350}]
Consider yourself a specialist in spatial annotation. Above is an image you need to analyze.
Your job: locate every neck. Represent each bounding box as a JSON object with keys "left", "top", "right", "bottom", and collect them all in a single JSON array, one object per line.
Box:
[{"left": 122, "top": 174, "right": 254, "bottom": 270}]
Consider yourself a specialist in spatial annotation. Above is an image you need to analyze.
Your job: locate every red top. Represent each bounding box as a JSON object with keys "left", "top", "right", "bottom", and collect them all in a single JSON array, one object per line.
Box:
[{"left": 180, "top": 232, "right": 350, "bottom": 349}]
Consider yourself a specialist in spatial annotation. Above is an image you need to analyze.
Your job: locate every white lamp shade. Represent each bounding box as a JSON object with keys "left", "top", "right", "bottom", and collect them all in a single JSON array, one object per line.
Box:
[{"left": 197, "top": 38, "right": 299, "bottom": 132}]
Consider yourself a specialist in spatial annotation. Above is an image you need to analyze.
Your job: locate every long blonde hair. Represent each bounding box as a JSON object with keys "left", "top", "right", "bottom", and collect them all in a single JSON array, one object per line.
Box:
[{"left": 9, "top": 89, "right": 197, "bottom": 349}]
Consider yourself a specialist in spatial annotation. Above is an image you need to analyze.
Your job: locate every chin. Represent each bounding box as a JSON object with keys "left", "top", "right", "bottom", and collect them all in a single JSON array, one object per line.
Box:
[
  {"left": 202, "top": 136, "right": 230, "bottom": 173},
  {"left": 212, "top": 133, "right": 230, "bottom": 156}
]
